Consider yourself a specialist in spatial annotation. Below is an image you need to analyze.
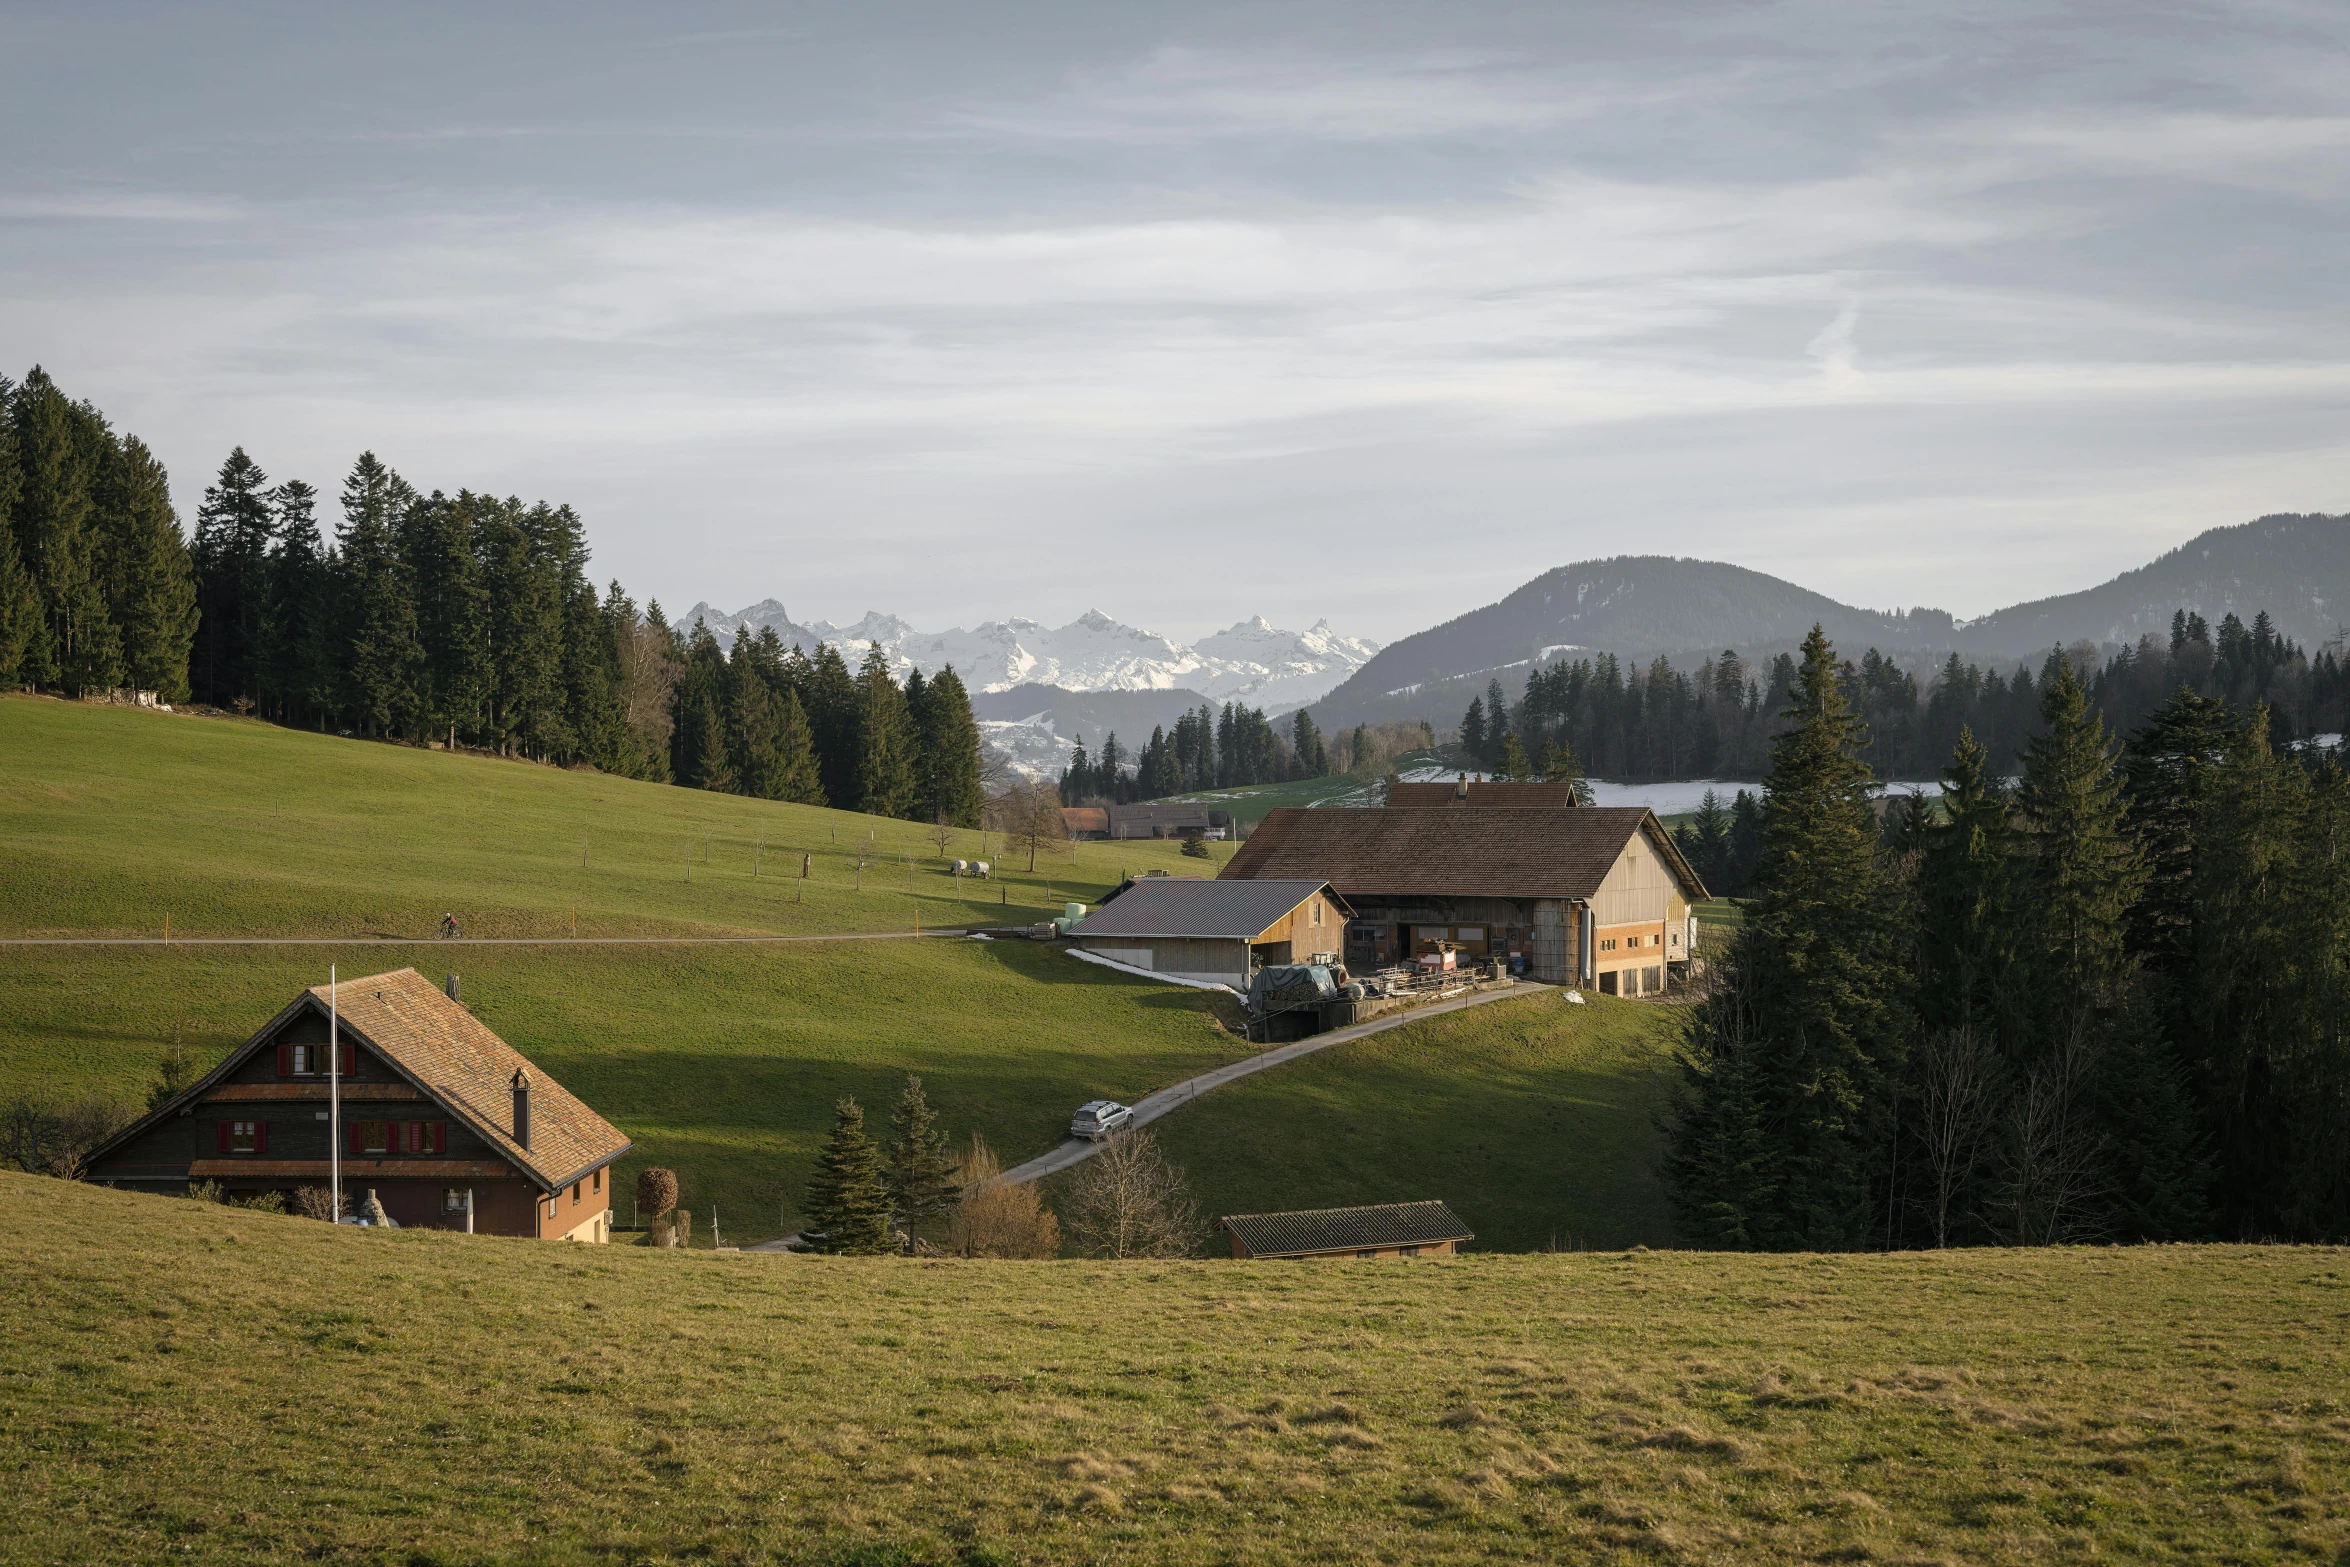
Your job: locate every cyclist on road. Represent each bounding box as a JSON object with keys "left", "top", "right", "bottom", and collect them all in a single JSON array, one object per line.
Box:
[{"left": 439, "top": 912, "right": 460, "bottom": 939}]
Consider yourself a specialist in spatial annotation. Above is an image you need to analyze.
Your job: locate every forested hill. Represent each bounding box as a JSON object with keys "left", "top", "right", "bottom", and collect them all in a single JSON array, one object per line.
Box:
[
  {"left": 1311, "top": 517, "right": 2350, "bottom": 732},
  {"left": 1311, "top": 556, "right": 1950, "bottom": 730},
  {"left": 1953, "top": 512, "right": 2349, "bottom": 656}
]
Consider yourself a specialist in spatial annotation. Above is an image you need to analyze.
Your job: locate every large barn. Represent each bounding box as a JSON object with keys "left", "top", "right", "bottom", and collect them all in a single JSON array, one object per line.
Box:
[
  {"left": 1218, "top": 806, "right": 1708, "bottom": 993},
  {"left": 86, "top": 968, "right": 630, "bottom": 1239}
]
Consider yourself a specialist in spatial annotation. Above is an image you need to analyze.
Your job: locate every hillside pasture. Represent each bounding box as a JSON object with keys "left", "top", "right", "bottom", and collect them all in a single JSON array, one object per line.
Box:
[
  {"left": 1140, "top": 989, "right": 1686, "bottom": 1253},
  {"left": 5, "top": 1174, "right": 2346, "bottom": 1565}
]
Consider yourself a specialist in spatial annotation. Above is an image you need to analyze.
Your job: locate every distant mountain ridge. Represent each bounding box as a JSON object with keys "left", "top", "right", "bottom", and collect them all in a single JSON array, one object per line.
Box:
[
  {"left": 680, "top": 602, "right": 1378, "bottom": 711},
  {"left": 1307, "top": 513, "right": 2349, "bottom": 731}
]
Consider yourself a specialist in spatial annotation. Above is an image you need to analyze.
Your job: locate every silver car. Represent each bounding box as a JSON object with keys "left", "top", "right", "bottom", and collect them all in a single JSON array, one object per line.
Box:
[{"left": 1071, "top": 1100, "right": 1133, "bottom": 1140}]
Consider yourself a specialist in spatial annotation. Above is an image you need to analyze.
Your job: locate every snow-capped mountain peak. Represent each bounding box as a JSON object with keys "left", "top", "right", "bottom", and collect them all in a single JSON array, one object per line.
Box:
[{"left": 679, "top": 600, "right": 1381, "bottom": 711}]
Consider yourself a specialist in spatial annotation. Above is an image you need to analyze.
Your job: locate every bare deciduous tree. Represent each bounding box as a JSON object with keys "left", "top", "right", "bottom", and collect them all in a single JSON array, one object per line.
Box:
[
  {"left": 1916, "top": 1026, "right": 2005, "bottom": 1248},
  {"left": 1997, "top": 1023, "right": 2110, "bottom": 1246},
  {"left": 617, "top": 617, "right": 680, "bottom": 757},
  {"left": 988, "top": 778, "right": 1070, "bottom": 873},
  {"left": 1060, "top": 1129, "right": 1202, "bottom": 1259},
  {"left": 931, "top": 811, "right": 957, "bottom": 860},
  {"left": 1, "top": 1095, "right": 131, "bottom": 1179},
  {"left": 946, "top": 1133, "right": 1062, "bottom": 1258}
]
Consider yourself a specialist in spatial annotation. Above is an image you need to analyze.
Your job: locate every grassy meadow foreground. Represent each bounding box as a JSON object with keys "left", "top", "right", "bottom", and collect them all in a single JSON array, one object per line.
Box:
[{"left": 5, "top": 1176, "right": 2346, "bottom": 1566}]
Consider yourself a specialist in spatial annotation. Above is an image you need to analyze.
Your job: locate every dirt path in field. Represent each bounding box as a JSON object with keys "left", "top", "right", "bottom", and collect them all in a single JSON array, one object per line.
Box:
[{"left": 997, "top": 980, "right": 1555, "bottom": 1186}]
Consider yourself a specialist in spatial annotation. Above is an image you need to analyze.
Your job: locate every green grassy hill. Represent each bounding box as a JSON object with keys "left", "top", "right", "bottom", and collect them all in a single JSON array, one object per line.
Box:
[
  {"left": 0, "top": 694, "right": 1225, "bottom": 942},
  {"left": 1138, "top": 990, "right": 1686, "bottom": 1252},
  {"left": 7, "top": 1175, "right": 2346, "bottom": 1566}
]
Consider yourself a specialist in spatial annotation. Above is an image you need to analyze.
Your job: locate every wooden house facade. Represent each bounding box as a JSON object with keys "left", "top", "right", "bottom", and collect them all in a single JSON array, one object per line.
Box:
[
  {"left": 1217, "top": 806, "right": 1707, "bottom": 993},
  {"left": 86, "top": 968, "right": 630, "bottom": 1240}
]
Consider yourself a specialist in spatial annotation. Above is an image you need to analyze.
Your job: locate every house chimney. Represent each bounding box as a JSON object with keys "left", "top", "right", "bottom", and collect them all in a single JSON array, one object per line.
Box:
[
  {"left": 1455, "top": 772, "right": 1470, "bottom": 802},
  {"left": 444, "top": 973, "right": 460, "bottom": 1002},
  {"left": 510, "top": 1067, "right": 531, "bottom": 1149}
]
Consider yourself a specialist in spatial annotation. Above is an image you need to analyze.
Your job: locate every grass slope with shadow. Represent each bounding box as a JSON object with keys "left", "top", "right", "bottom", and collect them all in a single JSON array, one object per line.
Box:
[{"left": 1140, "top": 989, "right": 1687, "bottom": 1252}]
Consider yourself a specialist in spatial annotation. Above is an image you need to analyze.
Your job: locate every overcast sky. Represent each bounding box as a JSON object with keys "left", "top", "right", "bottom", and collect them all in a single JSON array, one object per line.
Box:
[{"left": 4, "top": 1, "right": 2346, "bottom": 644}]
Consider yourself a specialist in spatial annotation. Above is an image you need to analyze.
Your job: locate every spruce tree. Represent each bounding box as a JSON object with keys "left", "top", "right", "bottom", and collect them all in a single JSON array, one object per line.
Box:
[
  {"left": 335, "top": 452, "right": 424, "bottom": 737},
  {"left": 1916, "top": 727, "right": 2019, "bottom": 1038},
  {"left": 407, "top": 491, "right": 491, "bottom": 749},
  {"left": 854, "top": 645, "right": 917, "bottom": 819},
  {"left": 13, "top": 369, "right": 119, "bottom": 695},
  {"left": 772, "top": 686, "right": 825, "bottom": 806},
  {"left": 94, "top": 434, "right": 196, "bottom": 703},
  {"left": 2015, "top": 660, "right": 2143, "bottom": 1020},
  {"left": 1495, "top": 730, "right": 1531, "bottom": 781},
  {"left": 191, "top": 444, "right": 275, "bottom": 706},
  {"left": 254, "top": 479, "right": 328, "bottom": 723},
  {"left": 885, "top": 1074, "right": 960, "bottom": 1239},
  {"left": 920, "top": 665, "right": 984, "bottom": 827},
  {"left": 1668, "top": 625, "right": 1902, "bottom": 1250},
  {"left": 0, "top": 378, "right": 33, "bottom": 685},
  {"left": 803, "top": 1097, "right": 894, "bottom": 1254},
  {"left": 805, "top": 642, "right": 862, "bottom": 808},
  {"left": 1676, "top": 788, "right": 1732, "bottom": 889}
]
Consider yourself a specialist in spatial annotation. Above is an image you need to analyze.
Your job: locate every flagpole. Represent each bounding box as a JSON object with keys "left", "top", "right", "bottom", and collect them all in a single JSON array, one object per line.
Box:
[{"left": 329, "top": 965, "right": 341, "bottom": 1225}]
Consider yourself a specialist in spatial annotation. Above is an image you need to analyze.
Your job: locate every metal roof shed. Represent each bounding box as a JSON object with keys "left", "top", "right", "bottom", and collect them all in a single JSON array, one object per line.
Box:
[{"left": 1071, "top": 877, "right": 1351, "bottom": 987}]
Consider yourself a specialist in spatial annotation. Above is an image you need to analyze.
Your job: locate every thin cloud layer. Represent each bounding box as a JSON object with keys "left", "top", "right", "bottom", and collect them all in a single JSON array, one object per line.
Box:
[{"left": 0, "top": 1, "right": 2343, "bottom": 641}]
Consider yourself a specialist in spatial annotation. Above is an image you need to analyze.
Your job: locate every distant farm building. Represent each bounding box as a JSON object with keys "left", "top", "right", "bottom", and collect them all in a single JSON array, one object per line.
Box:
[
  {"left": 1219, "top": 806, "right": 1707, "bottom": 994},
  {"left": 1221, "top": 1200, "right": 1473, "bottom": 1259},
  {"left": 1385, "top": 778, "right": 1580, "bottom": 809},
  {"left": 87, "top": 968, "right": 630, "bottom": 1240},
  {"left": 1061, "top": 807, "right": 1110, "bottom": 840},
  {"left": 1105, "top": 803, "right": 1219, "bottom": 840},
  {"left": 1069, "top": 876, "right": 1351, "bottom": 987}
]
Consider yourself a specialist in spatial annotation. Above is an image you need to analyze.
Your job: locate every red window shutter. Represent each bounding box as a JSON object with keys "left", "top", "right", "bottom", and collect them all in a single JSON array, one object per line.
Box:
[
  {"left": 339, "top": 1042, "right": 355, "bottom": 1076},
  {"left": 216, "top": 1120, "right": 229, "bottom": 1154},
  {"left": 433, "top": 1122, "right": 448, "bottom": 1154},
  {"left": 349, "top": 1119, "right": 363, "bottom": 1156},
  {"left": 276, "top": 1042, "right": 292, "bottom": 1076},
  {"left": 407, "top": 1121, "right": 423, "bottom": 1154},
  {"left": 255, "top": 1120, "right": 268, "bottom": 1154}
]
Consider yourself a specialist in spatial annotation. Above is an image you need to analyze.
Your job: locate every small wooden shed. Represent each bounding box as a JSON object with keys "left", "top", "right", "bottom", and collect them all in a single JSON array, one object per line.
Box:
[
  {"left": 1069, "top": 877, "right": 1351, "bottom": 987},
  {"left": 1221, "top": 1200, "right": 1473, "bottom": 1259}
]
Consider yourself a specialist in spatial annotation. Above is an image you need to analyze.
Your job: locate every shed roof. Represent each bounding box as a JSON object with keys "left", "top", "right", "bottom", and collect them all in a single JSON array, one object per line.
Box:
[
  {"left": 1074, "top": 877, "right": 1345, "bottom": 940},
  {"left": 1061, "top": 807, "right": 1109, "bottom": 833},
  {"left": 1386, "top": 780, "right": 1580, "bottom": 809},
  {"left": 1107, "top": 803, "right": 1212, "bottom": 825},
  {"left": 1219, "top": 806, "right": 1707, "bottom": 901},
  {"left": 1221, "top": 1200, "right": 1472, "bottom": 1257}
]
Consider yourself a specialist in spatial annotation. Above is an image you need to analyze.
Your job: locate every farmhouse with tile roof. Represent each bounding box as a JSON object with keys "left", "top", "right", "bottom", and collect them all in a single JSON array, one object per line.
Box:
[
  {"left": 86, "top": 968, "right": 629, "bottom": 1240},
  {"left": 1220, "top": 806, "right": 1707, "bottom": 993}
]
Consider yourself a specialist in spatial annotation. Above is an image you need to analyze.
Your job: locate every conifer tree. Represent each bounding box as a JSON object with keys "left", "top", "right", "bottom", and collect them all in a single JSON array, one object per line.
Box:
[
  {"left": 1675, "top": 789, "right": 1732, "bottom": 889},
  {"left": 335, "top": 452, "right": 424, "bottom": 737},
  {"left": 2015, "top": 660, "right": 2143, "bottom": 1019},
  {"left": 2121, "top": 686, "right": 2233, "bottom": 989},
  {"left": 13, "top": 369, "right": 118, "bottom": 694},
  {"left": 1495, "top": 730, "right": 1531, "bottom": 781},
  {"left": 1916, "top": 727, "right": 2019, "bottom": 1038},
  {"left": 805, "top": 642, "right": 862, "bottom": 808},
  {"left": 772, "top": 685, "right": 825, "bottom": 806},
  {"left": 191, "top": 444, "right": 275, "bottom": 705},
  {"left": 803, "top": 1097, "right": 894, "bottom": 1254},
  {"left": 0, "top": 378, "right": 33, "bottom": 685},
  {"left": 1668, "top": 625, "right": 1902, "bottom": 1249},
  {"left": 854, "top": 645, "right": 917, "bottom": 819},
  {"left": 94, "top": 434, "right": 196, "bottom": 703},
  {"left": 885, "top": 1074, "right": 961, "bottom": 1238},
  {"left": 920, "top": 665, "right": 984, "bottom": 827},
  {"left": 407, "top": 491, "right": 491, "bottom": 749}
]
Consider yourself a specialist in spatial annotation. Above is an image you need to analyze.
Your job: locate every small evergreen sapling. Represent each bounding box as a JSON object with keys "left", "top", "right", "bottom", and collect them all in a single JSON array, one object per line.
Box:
[
  {"left": 885, "top": 1075, "right": 960, "bottom": 1240},
  {"left": 803, "top": 1097, "right": 894, "bottom": 1254}
]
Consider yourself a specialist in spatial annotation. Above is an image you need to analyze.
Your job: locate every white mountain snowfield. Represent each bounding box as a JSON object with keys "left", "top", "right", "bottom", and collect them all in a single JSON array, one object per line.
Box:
[{"left": 681, "top": 602, "right": 1379, "bottom": 711}]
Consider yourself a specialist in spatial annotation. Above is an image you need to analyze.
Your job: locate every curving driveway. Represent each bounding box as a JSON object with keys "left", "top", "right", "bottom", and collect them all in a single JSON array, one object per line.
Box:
[{"left": 999, "top": 980, "right": 1551, "bottom": 1185}]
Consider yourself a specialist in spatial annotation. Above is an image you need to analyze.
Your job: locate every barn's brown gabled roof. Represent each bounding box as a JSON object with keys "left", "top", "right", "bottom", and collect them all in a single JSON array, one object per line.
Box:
[
  {"left": 303, "top": 969, "right": 628, "bottom": 1190},
  {"left": 1222, "top": 1200, "right": 1472, "bottom": 1257},
  {"left": 1220, "top": 806, "right": 1708, "bottom": 901}
]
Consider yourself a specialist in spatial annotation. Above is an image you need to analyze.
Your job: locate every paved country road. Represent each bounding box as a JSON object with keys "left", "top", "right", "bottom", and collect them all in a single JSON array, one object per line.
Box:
[{"left": 998, "top": 980, "right": 1554, "bottom": 1186}]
